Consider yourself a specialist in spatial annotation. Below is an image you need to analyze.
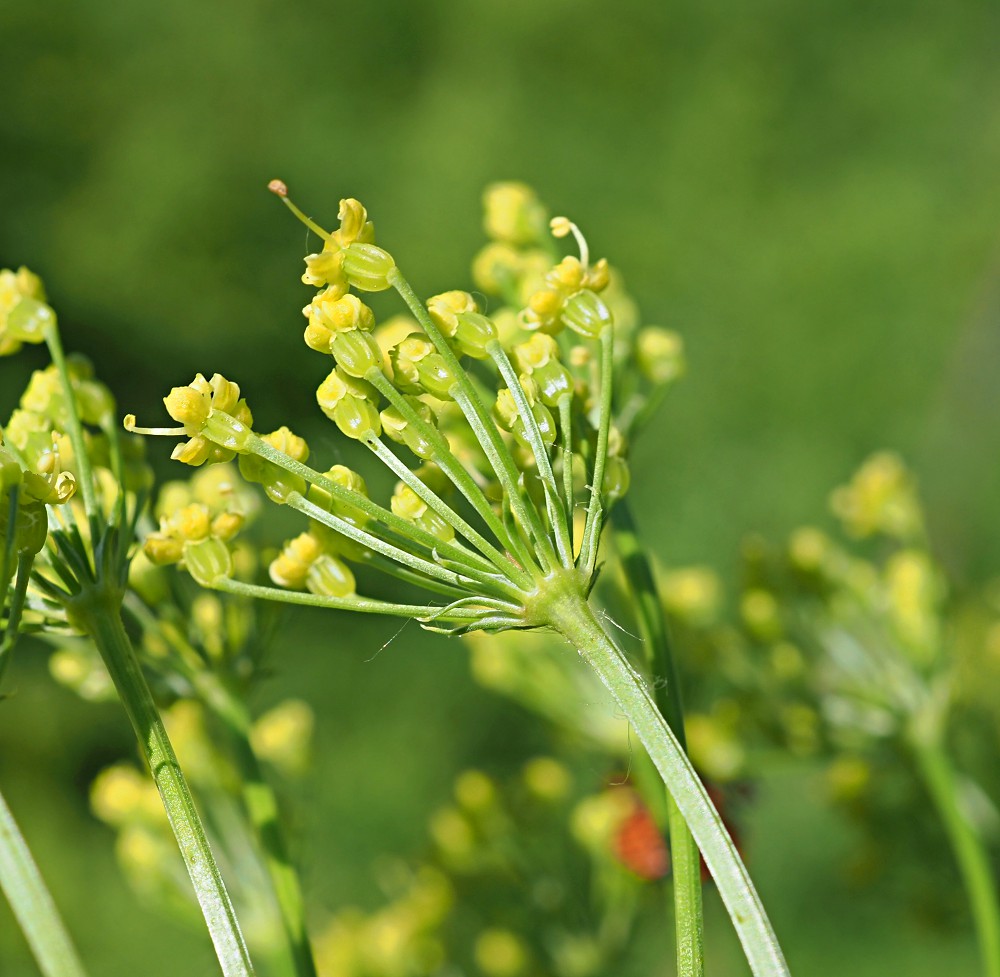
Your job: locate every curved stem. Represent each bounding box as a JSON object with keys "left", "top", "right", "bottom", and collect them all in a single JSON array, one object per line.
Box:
[
  {"left": 912, "top": 738, "right": 1000, "bottom": 977},
  {"left": 486, "top": 340, "right": 573, "bottom": 568},
  {"left": 188, "top": 670, "right": 317, "bottom": 977},
  {"left": 76, "top": 603, "right": 255, "bottom": 977},
  {"left": 0, "top": 784, "right": 88, "bottom": 977},
  {"left": 546, "top": 592, "right": 790, "bottom": 977},
  {"left": 211, "top": 575, "right": 499, "bottom": 624},
  {"left": 611, "top": 501, "right": 704, "bottom": 977},
  {"left": 578, "top": 327, "right": 614, "bottom": 575}
]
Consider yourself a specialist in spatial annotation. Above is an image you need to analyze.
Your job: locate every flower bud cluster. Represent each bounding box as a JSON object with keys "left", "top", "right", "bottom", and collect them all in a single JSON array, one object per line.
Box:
[
  {"left": 143, "top": 462, "right": 254, "bottom": 587},
  {"left": 132, "top": 184, "right": 654, "bottom": 632},
  {"left": 297, "top": 196, "right": 396, "bottom": 294},
  {"left": 0, "top": 266, "right": 52, "bottom": 356}
]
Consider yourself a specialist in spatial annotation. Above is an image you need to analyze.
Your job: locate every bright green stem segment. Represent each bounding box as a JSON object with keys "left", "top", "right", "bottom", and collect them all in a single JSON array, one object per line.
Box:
[
  {"left": 0, "top": 785, "right": 88, "bottom": 977},
  {"left": 190, "top": 670, "right": 316, "bottom": 977},
  {"left": 77, "top": 603, "right": 255, "bottom": 977},
  {"left": 546, "top": 593, "right": 790, "bottom": 977},
  {"left": 611, "top": 502, "right": 704, "bottom": 977},
  {"left": 913, "top": 738, "right": 1000, "bottom": 977}
]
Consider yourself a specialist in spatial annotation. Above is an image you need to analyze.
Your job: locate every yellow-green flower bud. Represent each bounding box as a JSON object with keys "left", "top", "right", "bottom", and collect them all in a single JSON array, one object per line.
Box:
[
  {"left": 330, "top": 328, "right": 385, "bottom": 378},
  {"left": 427, "top": 291, "right": 478, "bottom": 337},
  {"left": 389, "top": 335, "right": 456, "bottom": 399},
  {"left": 333, "top": 198, "right": 374, "bottom": 247},
  {"left": 316, "top": 367, "right": 382, "bottom": 440},
  {"left": 512, "top": 334, "right": 571, "bottom": 405},
  {"left": 302, "top": 247, "right": 346, "bottom": 289},
  {"left": 636, "top": 327, "right": 685, "bottom": 385},
  {"left": 307, "top": 553, "right": 356, "bottom": 598},
  {"left": 210, "top": 511, "right": 244, "bottom": 541},
  {"left": 185, "top": 537, "right": 233, "bottom": 587},
  {"left": 264, "top": 426, "right": 309, "bottom": 463},
  {"left": 523, "top": 288, "right": 565, "bottom": 335},
  {"left": 561, "top": 289, "right": 612, "bottom": 338},
  {"left": 0, "top": 267, "right": 49, "bottom": 356},
  {"left": 0, "top": 445, "right": 22, "bottom": 490},
  {"left": 452, "top": 312, "right": 497, "bottom": 359},
  {"left": 474, "top": 928, "right": 528, "bottom": 977},
  {"left": 381, "top": 399, "right": 436, "bottom": 460},
  {"left": 471, "top": 242, "right": 522, "bottom": 295},
  {"left": 270, "top": 533, "right": 322, "bottom": 589},
  {"left": 391, "top": 484, "right": 455, "bottom": 542},
  {"left": 164, "top": 383, "right": 211, "bottom": 430},
  {"left": 5, "top": 297, "right": 54, "bottom": 346},
  {"left": 483, "top": 182, "right": 548, "bottom": 246},
  {"left": 494, "top": 376, "right": 556, "bottom": 449},
  {"left": 342, "top": 243, "right": 395, "bottom": 292},
  {"left": 166, "top": 503, "right": 211, "bottom": 541},
  {"left": 602, "top": 455, "right": 630, "bottom": 504}
]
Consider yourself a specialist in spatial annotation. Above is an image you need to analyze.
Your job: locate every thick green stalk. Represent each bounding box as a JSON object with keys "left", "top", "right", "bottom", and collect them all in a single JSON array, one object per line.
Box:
[
  {"left": 912, "top": 738, "right": 1000, "bottom": 977},
  {"left": 189, "top": 669, "right": 317, "bottom": 977},
  {"left": 75, "top": 601, "right": 255, "bottom": 977},
  {"left": 545, "top": 591, "right": 790, "bottom": 977},
  {"left": 0, "top": 785, "right": 88, "bottom": 977},
  {"left": 611, "top": 501, "right": 704, "bottom": 977}
]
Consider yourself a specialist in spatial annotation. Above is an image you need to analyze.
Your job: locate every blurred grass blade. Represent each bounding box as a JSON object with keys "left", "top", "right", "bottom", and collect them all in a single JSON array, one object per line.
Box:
[{"left": 0, "top": 785, "right": 89, "bottom": 977}]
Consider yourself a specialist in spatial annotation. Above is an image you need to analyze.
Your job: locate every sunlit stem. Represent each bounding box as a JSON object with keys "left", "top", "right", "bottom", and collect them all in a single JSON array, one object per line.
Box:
[
  {"left": 545, "top": 592, "right": 790, "bottom": 977},
  {"left": 486, "top": 340, "right": 574, "bottom": 569},
  {"left": 557, "top": 395, "right": 576, "bottom": 536},
  {"left": 388, "top": 267, "right": 559, "bottom": 572},
  {"left": 366, "top": 434, "right": 522, "bottom": 586},
  {"left": 123, "top": 596, "right": 316, "bottom": 977},
  {"left": 246, "top": 434, "right": 504, "bottom": 585},
  {"left": 283, "top": 491, "right": 479, "bottom": 593},
  {"left": 612, "top": 501, "right": 704, "bottom": 977},
  {"left": 912, "top": 737, "right": 1000, "bottom": 977},
  {"left": 75, "top": 603, "right": 255, "bottom": 977},
  {"left": 211, "top": 575, "right": 501, "bottom": 624},
  {"left": 363, "top": 368, "right": 534, "bottom": 585},
  {"left": 578, "top": 326, "right": 614, "bottom": 574}
]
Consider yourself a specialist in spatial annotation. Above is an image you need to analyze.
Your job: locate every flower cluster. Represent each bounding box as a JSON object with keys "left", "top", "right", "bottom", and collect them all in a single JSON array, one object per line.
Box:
[{"left": 128, "top": 184, "right": 685, "bottom": 636}]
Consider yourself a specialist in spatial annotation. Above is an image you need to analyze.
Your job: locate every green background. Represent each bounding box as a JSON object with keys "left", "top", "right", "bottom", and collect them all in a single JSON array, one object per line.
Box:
[{"left": 2, "top": 0, "right": 999, "bottom": 973}]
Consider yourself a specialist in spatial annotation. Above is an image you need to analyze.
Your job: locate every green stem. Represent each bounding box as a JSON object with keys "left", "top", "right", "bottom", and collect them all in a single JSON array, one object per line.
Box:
[
  {"left": 545, "top": 591, "right": 790, "bottom": 977},
  {"left": 188, "top": 669, "right": 317, "bottom": 977},
  {"left": 211, "top": 576, "right": 503, "bottom": 625},
  {"left": 0, "top": 784, "right": 88, "bottom": 977},
  {"left": 486, "top": 340, "right": 574, "bottom": 568},
  {"left": 611, "top": 501, "right": 704, "bottom": 977},
  {"left": 912, "top": 738, "right": 1000, "bottom": 977},
  {"left": 388, "top": 267, "right": 558, "bottom": 570},
  {"left": 363, "top": 368, "right": 532, "bottom": 584},
  {"left": 75, "top": 602, "right": 255, "bottom": 977},
  {"left": 578, "top": 327, "right": 614, "bottom": 575}
]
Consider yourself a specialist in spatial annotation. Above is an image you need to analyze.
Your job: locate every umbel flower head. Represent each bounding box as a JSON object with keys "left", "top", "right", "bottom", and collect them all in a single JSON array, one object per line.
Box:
[{"left": 128, "top": 184, "right": 681, "bottom": 634}]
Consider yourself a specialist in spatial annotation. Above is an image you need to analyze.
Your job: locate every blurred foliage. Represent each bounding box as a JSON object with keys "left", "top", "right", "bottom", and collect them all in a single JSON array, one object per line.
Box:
[{"left": 2, "top": 0, "right": 1000, "bottom": 974}]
